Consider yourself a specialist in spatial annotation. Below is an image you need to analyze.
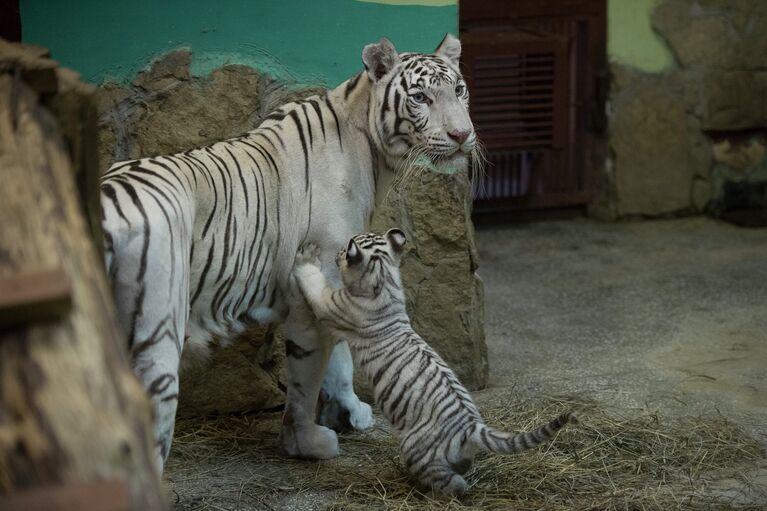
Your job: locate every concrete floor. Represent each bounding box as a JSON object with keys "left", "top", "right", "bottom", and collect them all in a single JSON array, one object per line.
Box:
[
  {"left": 476, "top": 217, "right": 767, "bottom": 440},
  {"left": 167, "top": 216, "right": 767, "bottom": 509}
]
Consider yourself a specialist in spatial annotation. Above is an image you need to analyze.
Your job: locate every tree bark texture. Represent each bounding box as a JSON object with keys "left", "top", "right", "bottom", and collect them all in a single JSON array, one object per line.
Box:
[{"left": 0, "top": 42, "right": 164, "bottom": 510}]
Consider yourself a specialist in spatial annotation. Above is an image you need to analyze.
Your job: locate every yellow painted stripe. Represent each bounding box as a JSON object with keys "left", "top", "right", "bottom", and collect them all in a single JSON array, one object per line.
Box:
[{"left": 355, "top": 0, "right": 456, "bottom": 6}]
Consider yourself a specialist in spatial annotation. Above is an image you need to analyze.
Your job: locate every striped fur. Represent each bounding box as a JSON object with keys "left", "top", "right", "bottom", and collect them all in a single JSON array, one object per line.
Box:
[
  {"left": 100, "top": 34, "right": 478, "bottom": 469},
  {"left": 293, "top": 233, "right": 577, "bottom": 497}
]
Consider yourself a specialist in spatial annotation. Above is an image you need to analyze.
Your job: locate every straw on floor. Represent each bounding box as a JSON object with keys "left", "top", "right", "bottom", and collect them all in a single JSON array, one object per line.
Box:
[{"left": 166, "top": 396, "right": 765, "bottom": 510}]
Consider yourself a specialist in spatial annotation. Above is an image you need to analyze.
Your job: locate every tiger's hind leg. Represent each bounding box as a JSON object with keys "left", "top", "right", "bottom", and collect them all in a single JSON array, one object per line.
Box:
[
  {"left": 413, "top": 461, "right": 468, "bottom": 498},
  {"left": 102, "top": 182, "right": 190, "bottom": 470},
  {"left": 400, "top": 434, "right": 467, "bottom": 497},
  {"left": 132, "top": 321, "right": 184, "bottom": 469},
  {"left": 318, "top": 341, "right": 375, "bottom": 432}
]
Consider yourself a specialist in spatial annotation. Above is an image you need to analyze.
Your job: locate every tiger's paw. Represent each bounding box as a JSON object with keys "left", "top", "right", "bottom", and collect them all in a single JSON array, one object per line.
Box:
[
  {"left": 281, "top": 421, "right": 339, "bottom": 460},
  {"left": 319, "top": 393, "right": 375, "bottom": 433},
  {"left": 295, "top": 243, "right": 321, "bottom": 268}
]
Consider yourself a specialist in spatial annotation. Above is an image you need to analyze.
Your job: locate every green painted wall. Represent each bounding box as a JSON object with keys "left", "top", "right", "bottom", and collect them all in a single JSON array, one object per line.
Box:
[
  {"left": 22, "top": 0, "right": 675, "bottom": 87},
  {"left": 607, "top": 0, "right": 674, "bottom": 73},
  {"left": 20, "top": 0, "right": 457, "bottom": 86}
]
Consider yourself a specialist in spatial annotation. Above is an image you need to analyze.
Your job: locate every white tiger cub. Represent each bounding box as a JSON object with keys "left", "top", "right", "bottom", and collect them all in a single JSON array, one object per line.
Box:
[{"left": 292, "top": 231, "right": 578, "bottom": 497}]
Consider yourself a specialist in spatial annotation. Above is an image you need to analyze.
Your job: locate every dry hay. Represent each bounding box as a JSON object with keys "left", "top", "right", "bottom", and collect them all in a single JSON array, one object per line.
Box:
[{"left": 165, "top": 396, "right": 765, "bottom": 510}]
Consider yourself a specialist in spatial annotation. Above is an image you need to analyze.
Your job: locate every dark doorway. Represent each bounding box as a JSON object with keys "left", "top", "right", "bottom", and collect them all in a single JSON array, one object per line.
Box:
[
  {"left": 1, "top": 0, "right": 22, "bottom": 42},
  {"left": 461, "top": 0, "right": 607, "bottom": 218}
]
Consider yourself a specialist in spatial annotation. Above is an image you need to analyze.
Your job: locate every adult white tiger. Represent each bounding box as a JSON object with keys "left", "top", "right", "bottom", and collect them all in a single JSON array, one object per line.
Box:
[{"left": 100, "top": 34, "right": 477, "bottom": 469}]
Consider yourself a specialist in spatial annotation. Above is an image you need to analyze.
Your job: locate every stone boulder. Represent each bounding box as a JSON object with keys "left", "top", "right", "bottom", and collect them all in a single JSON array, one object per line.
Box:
[
  {"left": 608, "top": 67, "right": 711, "bottom": 217},
  {"left": 695, "top": 70, "right": 767, "bottom": 132},
  {"left": 96, "top": 49, "right": 324, "bottom": 171},
  {"left": 371, "top": 172, "right": 488, "bottom": 390},
  {"left": 602, "top": 0, "right": 767, "bottom": 217},
  {"left": 177, "top": 326, "right": 286, "bottom": 416},
  {"left": 97, "top": 50, "right": 488, "bottom": 415},
  {"left": 652, "top": 0, "right": 767, "bottom": 131},
  {"left": 709, "top": 137, "right": 767, "bottom": 213},
  {"left": 653, "top": 0, "right": 767, "bottom": 71}
]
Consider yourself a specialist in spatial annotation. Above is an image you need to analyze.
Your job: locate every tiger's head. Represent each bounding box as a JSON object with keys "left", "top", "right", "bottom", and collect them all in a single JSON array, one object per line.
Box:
[
  {"left": 335, "top": 229, "right": 407, "bottom": 299},
  {"left": 362, "top": 34, "right": 477, "bottom": 175}
]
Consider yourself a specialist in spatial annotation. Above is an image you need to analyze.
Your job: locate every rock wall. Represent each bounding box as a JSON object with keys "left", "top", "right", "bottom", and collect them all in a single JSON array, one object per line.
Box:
[
  {"left": 594, "top": 0, "right": 767, "bottom": 218},
  {"left": 371, "top": 174, "right": 488, "bottom": 391},
  {"left": 96, "top": 50, "right": 324, "bottom": 174},
  {"left": 96, "top": 51, "right": 487, "bottom": 415}
]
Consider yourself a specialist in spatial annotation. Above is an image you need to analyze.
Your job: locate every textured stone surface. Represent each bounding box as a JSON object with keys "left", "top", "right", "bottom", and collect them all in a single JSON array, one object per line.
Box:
[
  {"left": 691, "top": 177, "right": 713, "bottom": 212},
  {"left": 96, "top": 50, "right": 324, "bottom": 171},
  {"left": 603, "top": 0, "right": 767, "bottom": 217},
  {"left": 695, "top": 70, "right": 767, "bottom": 132},
  {"left": 608, "top": 68, "right": 710, "bottom": 216},
  {"left": 371, "top": 172, "right": 488, "bottom": 390},
  {"left": 98, "top": 51, "right": 487, "bottom": 414},
  {"left": 710, "top": 137, "right": 767, "bottom": 211},
  {"left": 477, "top": 217, "right": 767, "bottom": 440},
  {"left": 653, "top": 0, "right": 767, "bottom": 71},
  {"left": 712, "top": 138, "right": 766, "bottom": 170},
  {"left": 177, "top": 326, "right": 287, "bottom": 416},
  {"left": 651, "top": 0, "right": 767, "bottom": 131}
]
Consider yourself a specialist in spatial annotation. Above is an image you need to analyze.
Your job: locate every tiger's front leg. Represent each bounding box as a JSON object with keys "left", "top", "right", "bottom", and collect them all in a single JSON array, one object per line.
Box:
[
  {"left": 282, "top": 245, "right": 373, "bottom": 457},
  {"left": 281, "top": 301, "right": 340, "bottom": 459}
]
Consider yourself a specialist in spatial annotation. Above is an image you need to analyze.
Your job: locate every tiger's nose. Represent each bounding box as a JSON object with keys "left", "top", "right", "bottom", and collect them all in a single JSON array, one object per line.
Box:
[{"left": 448, "top": 129, "right": 471, "bottom": 144}]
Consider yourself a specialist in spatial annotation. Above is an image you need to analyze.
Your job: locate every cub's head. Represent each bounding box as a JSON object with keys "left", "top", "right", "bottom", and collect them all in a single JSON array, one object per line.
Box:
[
  {"left": 362, "top": 34, "right": 476, "bottom": 174},
  {"left": 335, "top": 229, "right": 407, "bottom": 298}
]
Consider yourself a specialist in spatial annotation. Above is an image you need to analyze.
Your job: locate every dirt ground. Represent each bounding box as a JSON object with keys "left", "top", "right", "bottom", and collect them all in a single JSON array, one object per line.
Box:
[
  {"left": 165, "top": 217, "right": 767, "bottom": 510},
  {"left": 477, "top": 217, "right": 767, "bottom": 428}
]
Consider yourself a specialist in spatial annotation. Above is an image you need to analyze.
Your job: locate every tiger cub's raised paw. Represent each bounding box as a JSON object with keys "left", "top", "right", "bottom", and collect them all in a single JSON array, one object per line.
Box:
[{"left": 295, "top": 243, "right": 321, "bottom": 268}]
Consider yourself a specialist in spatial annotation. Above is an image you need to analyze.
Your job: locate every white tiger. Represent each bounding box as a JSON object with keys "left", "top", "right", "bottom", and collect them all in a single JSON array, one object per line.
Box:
[
  {"left": 100, "top": 34, "right": 477, "bottom": 469},
  {"left": 292, "top": 232, "right": 577, "bottom": 497}
]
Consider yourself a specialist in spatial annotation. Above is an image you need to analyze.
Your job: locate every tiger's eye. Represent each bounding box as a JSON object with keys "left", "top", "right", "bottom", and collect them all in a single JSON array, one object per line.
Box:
[
  {"left": 455, "top": 84, "right": 466, "bottom": 96},
  {"left": 412, "top": 92, "right": 428, "bottom": 104}
]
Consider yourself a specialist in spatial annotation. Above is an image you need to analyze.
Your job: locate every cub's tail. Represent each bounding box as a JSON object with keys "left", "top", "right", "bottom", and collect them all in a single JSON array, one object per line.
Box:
[{"left": 471, "top": 411, "right": 577, "bottom": 454}]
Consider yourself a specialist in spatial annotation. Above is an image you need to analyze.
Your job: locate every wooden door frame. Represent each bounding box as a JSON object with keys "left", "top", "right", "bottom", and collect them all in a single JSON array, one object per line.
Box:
[
  {"left": 461, "top": 0, "right": 607, "bottom": 218},
  {"left": 1, "top": 0, "right": 22, "bottom": 42}
]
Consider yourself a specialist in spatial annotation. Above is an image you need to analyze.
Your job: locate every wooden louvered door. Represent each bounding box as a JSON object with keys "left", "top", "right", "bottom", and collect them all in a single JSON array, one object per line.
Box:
[{"left": 461, "top": 0, "right": 607, "bottom": 217}]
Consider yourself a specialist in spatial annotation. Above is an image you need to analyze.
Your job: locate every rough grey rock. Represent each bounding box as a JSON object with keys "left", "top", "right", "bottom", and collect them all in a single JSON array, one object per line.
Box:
[
  {"left": 653, "top": 0, "right": 767, "bottom": 71},
  {"left": 371, "top": 171, "right": 488, "bottom": 390},
  {"left": 97, "top": 50, "right": 487, "bottom": 414},
  {"left": 178, "top": 326, "right": 287, "bottom": 416},
  {"left": 132, "top": 50, "right": 191, "bottom": 91},
  {"left": 603, "top": 0, "right": 767, "bottom": 217},
  {"left": 609, "top": 70, "right": 699, "bottom": 216},
  {"left": 651, "top": 0, "right": 767, "bottom": 131},
  {"left": 691, "top": 177, "right": 713, "bottom": 212},
  {"left": 710, "top": 137, "right": 767, "bottom": 210},
  {"left": 695, "top": 70, "right": 767, "bottom": 132},
  {"left": 132, "top": 65, "right": 262, "bottom": 157},
  {"left": 95, "top": 50, "right": 324, "bottom": 171}
]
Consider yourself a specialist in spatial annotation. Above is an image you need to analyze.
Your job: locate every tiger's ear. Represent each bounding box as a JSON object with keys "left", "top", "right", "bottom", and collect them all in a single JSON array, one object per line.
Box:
[
  {"left": 434, "top": 33, "right": 461, "bottom": 67},
  {"left": 386, "top": 228, "right": 407, "bottom": 254},
  {"left": 346, "top": 238, "right": 364, "bottom": 265},
  {"left": 362, "top": 37, "right": 400, "bottom": 82}
]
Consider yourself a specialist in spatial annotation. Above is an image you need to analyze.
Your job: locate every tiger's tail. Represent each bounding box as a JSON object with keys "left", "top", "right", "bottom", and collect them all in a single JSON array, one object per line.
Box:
[{"left": 471, "top": 411, "right": 577, "bottom": 455}]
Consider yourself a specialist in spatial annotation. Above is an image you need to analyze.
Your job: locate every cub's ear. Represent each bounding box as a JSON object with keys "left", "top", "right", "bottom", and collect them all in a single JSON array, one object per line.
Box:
[
  {"left": 386, "top": 228, "right": 407, "bottom": 254},
  {"left": 346, "top": 238, "right": 364, "bottom": 265},
  {"left": 434, "top": 33, "right": 461, "bottom": 67},
  {"left": 362, "top": 37, "right": 400, "bottom": 81}
]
